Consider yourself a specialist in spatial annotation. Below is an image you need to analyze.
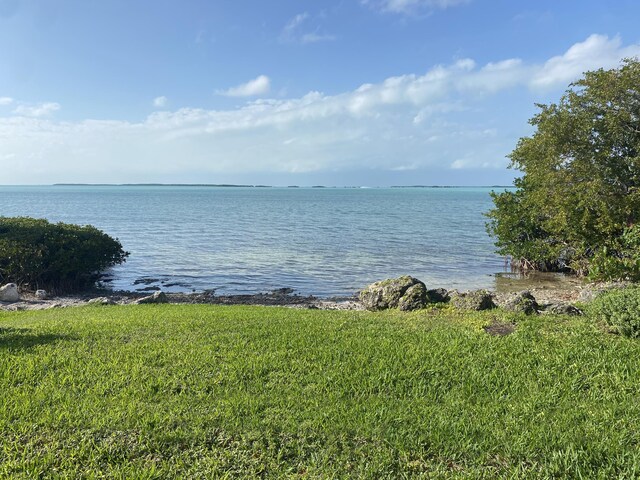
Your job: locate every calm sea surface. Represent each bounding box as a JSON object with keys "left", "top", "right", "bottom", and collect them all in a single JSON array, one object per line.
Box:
[{"left": 0, "top": 186, "right": 511, "bottom": 297}]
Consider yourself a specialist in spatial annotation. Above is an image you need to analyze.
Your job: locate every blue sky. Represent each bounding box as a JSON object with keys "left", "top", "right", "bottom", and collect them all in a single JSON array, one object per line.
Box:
[{"left": 1, "top": 0, "right": 639, "bottom": 186}]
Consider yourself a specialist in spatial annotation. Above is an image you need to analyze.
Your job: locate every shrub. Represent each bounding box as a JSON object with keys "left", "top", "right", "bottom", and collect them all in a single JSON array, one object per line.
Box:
[
  {"left": 588, "top": 287, "right": 640, "bottom": 338},
  {"left": 588, "top": 225, "right": 640, "bottom": 282},
  {"left": 0, "top": 217, "right": 129, "bottom": 293}
]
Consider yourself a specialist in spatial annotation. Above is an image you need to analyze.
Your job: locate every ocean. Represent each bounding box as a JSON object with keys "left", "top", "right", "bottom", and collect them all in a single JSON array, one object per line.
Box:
[{"left": 0, "top": 185, "right": 511, "bottom": 297}]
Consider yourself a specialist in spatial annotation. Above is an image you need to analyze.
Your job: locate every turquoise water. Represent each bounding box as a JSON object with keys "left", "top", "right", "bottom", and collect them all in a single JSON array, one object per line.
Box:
[{"left": 0, "top": 186, "right": 509, "bottom": 297}]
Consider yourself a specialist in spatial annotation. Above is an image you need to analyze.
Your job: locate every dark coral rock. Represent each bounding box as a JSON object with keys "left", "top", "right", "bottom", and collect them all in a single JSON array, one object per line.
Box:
[
  {"left": 547, "top": 303, "right": 582, "bottom": 316},
  {"left": 425, "top": 288, "right": 450, "bottom": 304},
  {"left": 503, "top": 291, "right": 539, "bottom": 315},
  {"left": 451, "top": 290, "right": 495, "bottom": 311},
  {"left": 398, "top": 283, "right": 427, "bottom": 311},
  {"left": 360, "top": 276, "right": 427, "bottom": 311}
]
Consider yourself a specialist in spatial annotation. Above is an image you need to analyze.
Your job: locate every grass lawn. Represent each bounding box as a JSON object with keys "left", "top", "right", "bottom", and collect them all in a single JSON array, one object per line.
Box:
[{"left": 1, "top": 304, "right": 639, "bottom": 478}]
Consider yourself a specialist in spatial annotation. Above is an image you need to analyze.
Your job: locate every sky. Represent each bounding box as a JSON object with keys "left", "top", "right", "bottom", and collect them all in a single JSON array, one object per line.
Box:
[{"left": 1, "top": 0, "right": 639, "bottom": 186}]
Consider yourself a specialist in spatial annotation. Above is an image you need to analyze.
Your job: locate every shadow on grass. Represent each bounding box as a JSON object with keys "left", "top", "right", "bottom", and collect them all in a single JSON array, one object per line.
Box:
[{"left": 0, "top": 327, "right": 75, "bottom": 350}]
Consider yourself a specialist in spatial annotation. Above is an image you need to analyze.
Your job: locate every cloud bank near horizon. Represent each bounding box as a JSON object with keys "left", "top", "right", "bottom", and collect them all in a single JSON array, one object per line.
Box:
[{"left": 0, "top": 34, "right": 638, "bottom": 185}]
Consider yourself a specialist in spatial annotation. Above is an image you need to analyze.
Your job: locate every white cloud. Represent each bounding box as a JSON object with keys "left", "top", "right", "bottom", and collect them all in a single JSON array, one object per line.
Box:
[
  {"left": 531, "top": 34, "right": 640, "bottom": 89},
  {"left": 0, "top": 97, "right": 13, "bottom": 106},
  {"left": 153, "top": 96, "right": 168, "bottom": 108},
  {"left": 362, "top": 0, "right": 470, "bottom": 14},
  {"left": 12, "top": 102, "right": 60, "bottom": 117},
  {"left": 218, "top": 75, "right": 271, "bottom": 97},
  {"left": 0, "top": 34, "right": 638, "bottom": 184},
  {"left": 280, "top": 12, "right": 335, "bottom": 44}
]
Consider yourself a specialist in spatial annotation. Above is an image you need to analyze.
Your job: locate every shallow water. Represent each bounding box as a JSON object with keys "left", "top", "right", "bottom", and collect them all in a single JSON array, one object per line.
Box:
[
  {"left": 0, "top": 185, "right": 532, "bottom": 296},
  {"left": 494, "top": 271, "right": 586, "bottom": 293}
]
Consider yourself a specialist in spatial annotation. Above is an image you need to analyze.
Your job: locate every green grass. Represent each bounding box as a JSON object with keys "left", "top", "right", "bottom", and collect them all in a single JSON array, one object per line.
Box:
[{"left": 1, "top": 305, "right": 639, "bottom": 478}]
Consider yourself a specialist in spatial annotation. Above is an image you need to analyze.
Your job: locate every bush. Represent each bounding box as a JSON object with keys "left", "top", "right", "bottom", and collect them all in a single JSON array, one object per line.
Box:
[
  {"left": 588, "top": 287, "right": 640, "bottom": 338},
  {"left": 0, "top": 217, "right": 129, "bottom": 292},
  {"left": 589, "top": 225, "right": 640, "bottom": 282}
]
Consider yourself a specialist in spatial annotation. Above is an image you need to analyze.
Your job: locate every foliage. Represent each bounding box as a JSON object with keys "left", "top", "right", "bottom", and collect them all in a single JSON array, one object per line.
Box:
[
  {"left": 1, "top": 305, "right": 640, "bottom": 477},
  {"left": 0, "top": 217, "right": 129, "bottom": 292},
  {"left": 588, "top": 286, "right": 640, "bottom": 337},
  {"left": 589, "top": 224, "right": 640, "bottom": 281},
  {"left": 487, "top": 59, "right": 640, "bottom": 280}
]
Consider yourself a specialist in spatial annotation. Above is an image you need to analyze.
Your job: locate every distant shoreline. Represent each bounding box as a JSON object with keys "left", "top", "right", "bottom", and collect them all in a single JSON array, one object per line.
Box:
[{"left": 46, "top": 183, "right": 514, "bottom": 189}]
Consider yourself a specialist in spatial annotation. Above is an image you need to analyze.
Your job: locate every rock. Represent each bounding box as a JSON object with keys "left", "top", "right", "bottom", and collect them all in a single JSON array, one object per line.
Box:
[
  {"left": 35, "top": 289, "right": 48, "bottom": 300},
  {"left": 425, "top": 288, "right": 450, "bottom": 303},
  {"left": 87, "top": 297, "right": 116, "bottom": 306},
  {"left": 547, "top": 303, "right": 582, "bottom": 316},
  {"left": 577, "top": 287, "right": 601, "bottom": 303},
  {"left": 451, "top": 290, "right": 495, "bottom": 311},
  {"left": 503, "top": 290, "right": 539, "bottom": 315},
  {"left": 0, "top": 283, "right": 20, "bottom": 302},
  {"left": 577, "top": 282, "right": 629, "bottom": 303},
  {"left": 135, "top": 291, "right": 169, "bottom": 304},
  {"left": 359, "top": 276, "right": 426, "bottom": 311},
  {"left": 398, "top": 283, "right": 427, "bottom": 311}
]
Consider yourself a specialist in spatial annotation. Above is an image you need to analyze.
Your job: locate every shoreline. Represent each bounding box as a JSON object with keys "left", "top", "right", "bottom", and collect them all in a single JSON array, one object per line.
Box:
[
  {"left": 0, "top": 288, "right": 364, "bottom": 312},
  {"left": 0, "top": 278, "right": 606, "bottom": 312}
]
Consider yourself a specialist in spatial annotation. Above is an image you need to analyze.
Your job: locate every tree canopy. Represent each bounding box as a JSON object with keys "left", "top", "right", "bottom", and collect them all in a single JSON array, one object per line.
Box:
[{"left": 486, "top": 58, "right": 640, "bottom": 280}]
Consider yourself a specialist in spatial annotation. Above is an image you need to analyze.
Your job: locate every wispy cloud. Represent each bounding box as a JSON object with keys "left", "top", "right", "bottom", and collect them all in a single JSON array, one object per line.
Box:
[
  {"left": 195, "top": 29, "right": 215, "bottom": 45},
  {"left": 0, "top": 35, "right": 638, "bottom": 184},
  {"left": 153, "top": 96, "right": 168, "bottom": 108},
  {"left": 300, "top": 32, "right": 336, "bottom": 44},
  {"left": 218, "top": 75, "right": 271, "bottom": 97},
  {"left": 0, "top": 97, "right": 13, "bottom": 106},
  {"left": 362, "top": 0, "right": 471, "bottom": 14},
  {"left": 282, "top": 12, "right": 309, "bottom": 39},
  {"left": 12, "top": 102, "right": 60, "bottom": 117},
  {"left": 280, "top": 12, "right": 336, "bottom": 44}
]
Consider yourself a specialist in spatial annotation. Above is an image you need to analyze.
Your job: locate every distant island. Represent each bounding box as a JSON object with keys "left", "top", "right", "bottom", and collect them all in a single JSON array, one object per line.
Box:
[{"left": 53, "top": 183, "right": 268, "bottom": 188}]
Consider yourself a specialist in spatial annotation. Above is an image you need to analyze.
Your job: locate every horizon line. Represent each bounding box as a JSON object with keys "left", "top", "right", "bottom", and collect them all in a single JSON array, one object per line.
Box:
[{"left": 0, "top": 183, "right": 516, "bottom": 189}]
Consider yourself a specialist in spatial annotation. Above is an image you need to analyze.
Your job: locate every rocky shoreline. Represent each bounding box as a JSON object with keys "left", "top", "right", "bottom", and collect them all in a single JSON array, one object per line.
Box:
[
  {"left": 0, "top": 286, "right": 364, "bottom": 312},
  {"left": 0, "top": 276, "right": 625, "bottom": 313}
]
